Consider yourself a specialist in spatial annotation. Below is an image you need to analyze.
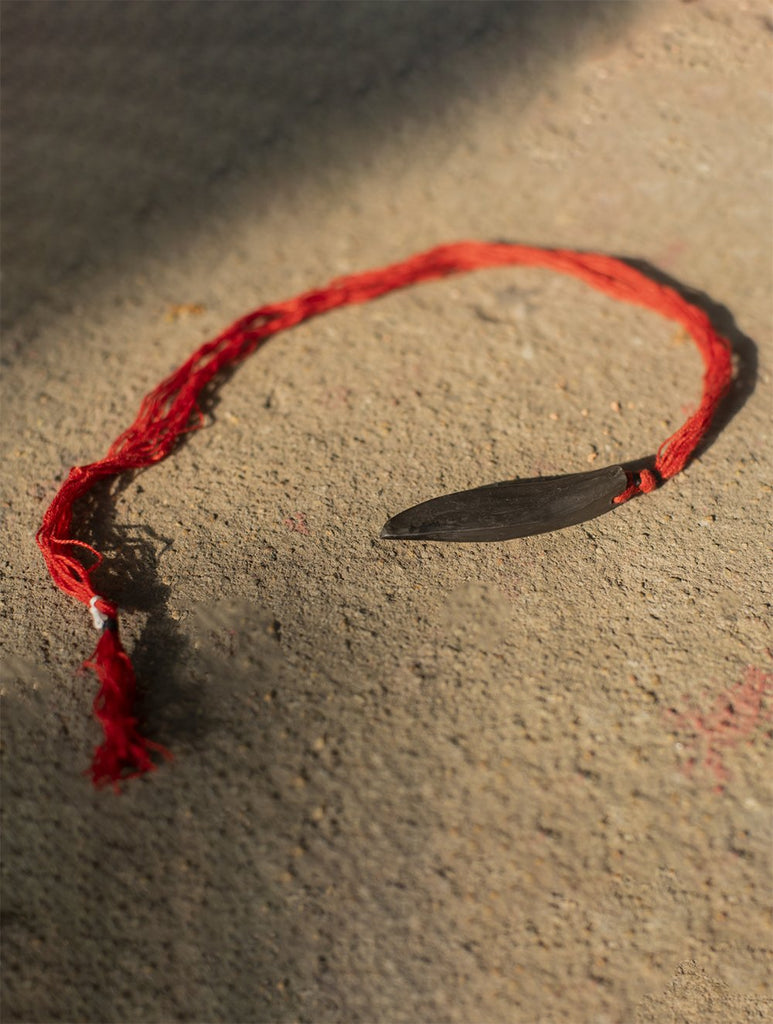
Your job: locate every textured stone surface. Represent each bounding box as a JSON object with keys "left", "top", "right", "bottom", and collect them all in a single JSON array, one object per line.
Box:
[{"left": 2, "top": 2, "right": 771, "bottom": 1022}]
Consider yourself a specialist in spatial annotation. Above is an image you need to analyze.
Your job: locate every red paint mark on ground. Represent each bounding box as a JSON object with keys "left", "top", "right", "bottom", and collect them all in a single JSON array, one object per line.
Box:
[
  {"left": 655, "top": 239, "right": 687, "bottom": 270},
  {"left": 283, "top": 512, "right": 309, "bottom": 535},
  {"left": 324, "top": 385, "right": 352, "bottom": 408},
  {"left": 666, "top": 665, "right": 773, "bottom": 792}
]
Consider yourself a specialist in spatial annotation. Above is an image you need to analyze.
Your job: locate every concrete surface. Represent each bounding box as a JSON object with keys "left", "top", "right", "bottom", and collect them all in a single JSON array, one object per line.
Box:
[{"left": 1, "top": 2, "right": 771, "bottom": 1022}]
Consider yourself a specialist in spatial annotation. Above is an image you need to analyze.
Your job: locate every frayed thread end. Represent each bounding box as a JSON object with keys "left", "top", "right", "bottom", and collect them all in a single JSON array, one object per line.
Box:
[{"left": 85, "top": 623, "right": 172, "bottom": 791}]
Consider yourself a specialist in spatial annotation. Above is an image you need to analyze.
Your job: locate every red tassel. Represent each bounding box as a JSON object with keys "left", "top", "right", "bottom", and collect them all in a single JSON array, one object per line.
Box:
[{"left": 84, "top": 620, "right": 171, "bottom": 790}]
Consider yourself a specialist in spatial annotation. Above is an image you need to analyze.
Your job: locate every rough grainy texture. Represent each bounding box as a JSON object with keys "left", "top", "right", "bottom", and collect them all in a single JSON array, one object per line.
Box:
[{"left": 1, "top": 2, "right": 771, "bottom": 1022}]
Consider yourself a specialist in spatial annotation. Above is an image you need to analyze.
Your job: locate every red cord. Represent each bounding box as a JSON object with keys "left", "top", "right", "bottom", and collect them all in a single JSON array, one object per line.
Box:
[{"left": 36, "top": 242, "right": 734, "bottom": 787}]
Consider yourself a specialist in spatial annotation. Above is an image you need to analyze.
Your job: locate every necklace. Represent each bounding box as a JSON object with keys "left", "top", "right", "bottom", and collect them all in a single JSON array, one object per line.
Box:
[{"left": 36, "top": 242, "right": 734, "bottom": 787}]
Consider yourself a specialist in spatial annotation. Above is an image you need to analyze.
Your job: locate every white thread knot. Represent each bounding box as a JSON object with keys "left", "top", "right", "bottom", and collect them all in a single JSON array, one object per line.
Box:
[{"left": 89, "top": 596, "right": 110, "bottom": 631}]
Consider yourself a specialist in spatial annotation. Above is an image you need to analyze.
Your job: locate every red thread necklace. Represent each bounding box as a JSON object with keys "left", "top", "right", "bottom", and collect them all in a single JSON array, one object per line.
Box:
[{"left": 36, "top": 242, "right": 734, "bottom": 788}]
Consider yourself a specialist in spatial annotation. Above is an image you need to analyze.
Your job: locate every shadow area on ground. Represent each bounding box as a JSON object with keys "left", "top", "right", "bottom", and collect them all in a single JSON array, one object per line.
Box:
[
  {"left": 1, "top": 0, "right": 641, "bottom": 331},
  {"left": 75, "top": 475, "right": 213, "bottom": 754},
  {"left": 611, "top": 257, "right": 757, "bottom": 510},
  {"left": 623, "top": 257, "right": 758, "bottom": 461}
]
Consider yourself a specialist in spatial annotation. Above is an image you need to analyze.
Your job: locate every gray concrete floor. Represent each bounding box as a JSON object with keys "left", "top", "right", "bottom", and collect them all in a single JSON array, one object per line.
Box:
[{"left": 2, "top": 3, "right": 771, "bottom": 1022}]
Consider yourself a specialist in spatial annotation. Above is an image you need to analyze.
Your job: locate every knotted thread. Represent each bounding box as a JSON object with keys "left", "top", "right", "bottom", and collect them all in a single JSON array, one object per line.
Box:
[{"left": 36, "top": 242, "right": 734, "bottom": 787}]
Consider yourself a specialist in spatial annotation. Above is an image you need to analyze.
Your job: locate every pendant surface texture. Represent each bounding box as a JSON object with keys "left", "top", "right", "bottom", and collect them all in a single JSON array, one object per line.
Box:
[{"left": 380, "top": 464, "right": 628, "bottom": 542}]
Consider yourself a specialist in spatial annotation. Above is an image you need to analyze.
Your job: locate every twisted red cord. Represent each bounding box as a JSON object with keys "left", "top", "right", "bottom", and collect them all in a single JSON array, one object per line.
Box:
[{"left": 36, "top": 242, "right": 734, "bottom": 787}]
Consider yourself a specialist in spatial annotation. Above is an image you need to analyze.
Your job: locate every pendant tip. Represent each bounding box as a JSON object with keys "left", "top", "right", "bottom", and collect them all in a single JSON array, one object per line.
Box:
[
  {"left": 379, "top": 518, "right": 401, "bottom": 540},
  {"left": 380, "top": 512, "right": 422, "bottom": 540}
]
